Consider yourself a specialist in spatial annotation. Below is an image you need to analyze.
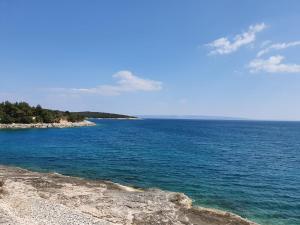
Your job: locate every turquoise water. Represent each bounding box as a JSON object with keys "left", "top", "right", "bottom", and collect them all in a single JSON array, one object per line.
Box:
[{"left": 0, "top": 119, "right": 299, "bottom": 225}]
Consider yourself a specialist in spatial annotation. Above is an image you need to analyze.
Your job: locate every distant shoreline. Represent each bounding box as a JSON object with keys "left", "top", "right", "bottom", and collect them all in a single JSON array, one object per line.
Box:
[
  {"left": 90, "top": 117, "right": 139, "bottom": 120},
  {"left": 0, "top": 120, "right": 96, "bottom": 129},
  {"left": 0, "top": 118, "right": 141, "bottom": 129}
]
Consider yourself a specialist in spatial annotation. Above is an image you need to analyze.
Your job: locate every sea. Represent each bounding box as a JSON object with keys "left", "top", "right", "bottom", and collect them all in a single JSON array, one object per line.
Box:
[{"left": 0, "top": 119, "right": 299, "bottom": 225}]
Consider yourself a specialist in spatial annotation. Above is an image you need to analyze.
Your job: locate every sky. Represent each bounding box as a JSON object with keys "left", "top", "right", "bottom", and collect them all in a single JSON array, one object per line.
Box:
[{"left": 1, "top": 0, "right": 300, "bottom": 120}]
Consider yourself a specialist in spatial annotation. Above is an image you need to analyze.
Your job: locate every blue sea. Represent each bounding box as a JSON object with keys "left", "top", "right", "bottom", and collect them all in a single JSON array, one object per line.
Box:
[{"left": 0, "top": 119, "right": 299, "bottom": 225}]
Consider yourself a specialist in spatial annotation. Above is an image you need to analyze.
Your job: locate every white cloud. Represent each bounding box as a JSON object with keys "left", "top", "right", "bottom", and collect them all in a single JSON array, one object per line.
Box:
[
  {"left": 260, "top": 40, "right": 272, "bottom": 48},
  {"left": 207, "top": 23, "right": 266, "bottom": 55},
  {"left": 70, "top": 70, "right": 162, "bottom": 96},
  {"left": 248, "top": 55, "right": 300, "bottom": 73},
  {"left": 257, "top": 41, "right": 300, "bottom": 57}
]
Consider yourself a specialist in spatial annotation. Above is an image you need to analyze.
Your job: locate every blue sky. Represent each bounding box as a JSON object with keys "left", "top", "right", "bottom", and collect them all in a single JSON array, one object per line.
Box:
[{"left": 1, "top": 0, "right": 300, "bottom": 120}]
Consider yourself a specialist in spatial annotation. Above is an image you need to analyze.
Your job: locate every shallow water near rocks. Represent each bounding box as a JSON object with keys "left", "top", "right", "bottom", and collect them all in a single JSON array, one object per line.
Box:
[{"left": 0, "top": 119, "right": 299, "bottom": 225}]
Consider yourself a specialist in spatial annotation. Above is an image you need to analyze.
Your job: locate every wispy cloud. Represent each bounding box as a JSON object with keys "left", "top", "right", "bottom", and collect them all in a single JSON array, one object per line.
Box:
[
  {"left": 260, "top": 40, "right": 272, "bottom": 48},
  {"left": 207, "top": 23, "right": 266, "bottom": 55},
  {"left": 257, "top": 41, "right": 300, "bottom": 57},
  {"left": 248, "top": 55, "right": 300, "bottom": 73},
  {"left": 60, "top": 71, "right": 162, "bottom": 96}
]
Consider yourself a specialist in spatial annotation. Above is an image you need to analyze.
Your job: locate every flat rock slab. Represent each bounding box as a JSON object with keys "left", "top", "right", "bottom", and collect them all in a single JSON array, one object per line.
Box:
[{"left": 0, "top": 165, "right": 258, "bottom": 225}]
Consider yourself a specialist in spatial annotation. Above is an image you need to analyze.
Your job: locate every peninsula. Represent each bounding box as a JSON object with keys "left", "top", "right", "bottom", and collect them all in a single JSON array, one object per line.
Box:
[{"left": 0, "top": 101, "right": 135, "bottom": 129}]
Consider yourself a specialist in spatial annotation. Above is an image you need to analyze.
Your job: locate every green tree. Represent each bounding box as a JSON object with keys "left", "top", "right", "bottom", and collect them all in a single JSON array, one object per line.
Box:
[
  {"left": 0, "top": 101, "right": 85, "bottom": 124},
  {"left": 41, "top": 111, "right": 55, "bottom": 123},
  {"left": 2, "top": 114, "right": 14, "bottom": 124}
]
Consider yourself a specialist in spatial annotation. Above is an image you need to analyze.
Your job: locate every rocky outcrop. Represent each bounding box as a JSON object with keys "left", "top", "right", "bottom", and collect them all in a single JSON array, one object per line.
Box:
[
  {"left": 0, "top": 120, "right": 96, "bottom": 129},
  {"left": 0, "top": 165, "right": 258, "bottom": 225}
]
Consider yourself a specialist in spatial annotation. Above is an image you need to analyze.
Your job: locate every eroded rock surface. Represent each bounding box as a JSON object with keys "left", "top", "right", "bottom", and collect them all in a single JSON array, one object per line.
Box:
[{"left": 0, "top": 165, "right": 258, "bottom": 225}]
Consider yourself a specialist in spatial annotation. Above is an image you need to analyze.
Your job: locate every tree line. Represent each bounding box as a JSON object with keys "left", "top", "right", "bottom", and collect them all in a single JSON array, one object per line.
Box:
[
  {"left": 0, "top": 101, "right": 84, "bottom": 124},
  {"left": 74, "top": 111, "right": 136, "bottom": 119}
]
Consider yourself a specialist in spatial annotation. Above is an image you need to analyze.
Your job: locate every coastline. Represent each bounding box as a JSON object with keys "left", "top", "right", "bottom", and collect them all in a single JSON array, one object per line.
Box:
[
  {"left": 90, "top": 117, "right": 140, "bottom": 120},
  {"left": 0, "top": 120, "right": 96, "bottom": 129},
  {"left": 0, "top": 165, "right": 258, "bottom": 225}
]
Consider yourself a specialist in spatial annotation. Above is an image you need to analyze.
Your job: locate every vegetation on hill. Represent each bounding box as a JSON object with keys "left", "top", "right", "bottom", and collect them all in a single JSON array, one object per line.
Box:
[
  {"left": 75, "top": 111, "right": 136, "bottom": 119},
  {"left": 0, "top": 101, "right": 84, "bottom": 124},
  {"left": 0, "top": 101, "right": 136, "bottom": 124}
]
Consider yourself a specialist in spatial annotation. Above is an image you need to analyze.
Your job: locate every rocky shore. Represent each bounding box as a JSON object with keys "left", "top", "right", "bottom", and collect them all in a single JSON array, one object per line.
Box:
[
  {"left": 0, "top": 120, "right": 96, "bottom": 129},
  {"left": 0, "top": 165, "right": 258, "bottom": 225}
]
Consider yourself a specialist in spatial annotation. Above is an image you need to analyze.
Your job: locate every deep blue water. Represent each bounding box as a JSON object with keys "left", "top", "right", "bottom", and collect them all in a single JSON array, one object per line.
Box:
[{"left": 0, "top": 119, "right": 299, "bottom": 225}]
